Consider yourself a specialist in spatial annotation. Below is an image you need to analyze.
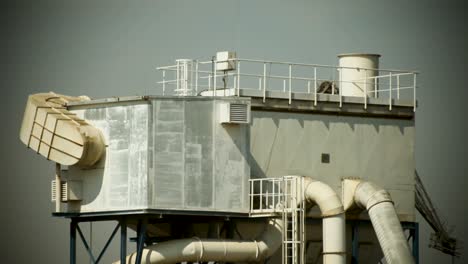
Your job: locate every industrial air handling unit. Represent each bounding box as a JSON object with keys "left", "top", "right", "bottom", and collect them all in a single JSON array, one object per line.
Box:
[{"left": 20, "top": 51, "right": 422, "bottom": 264}]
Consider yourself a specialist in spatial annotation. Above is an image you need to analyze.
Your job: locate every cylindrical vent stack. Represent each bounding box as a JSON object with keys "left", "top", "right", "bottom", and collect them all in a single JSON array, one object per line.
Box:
[{"left": 338, "top": 53, "right": 380, "bottom": 97}]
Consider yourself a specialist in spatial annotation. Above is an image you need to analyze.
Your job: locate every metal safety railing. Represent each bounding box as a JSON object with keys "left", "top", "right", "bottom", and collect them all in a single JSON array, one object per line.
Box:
[
  {"left": 249, "top": 176, "right": 306, "bottom": 264},
  {"left": 156, "top": 57, "right": 418, "bottom": 112}
]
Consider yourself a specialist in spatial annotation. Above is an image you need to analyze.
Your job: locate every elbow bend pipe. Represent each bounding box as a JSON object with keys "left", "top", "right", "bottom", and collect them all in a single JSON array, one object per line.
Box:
[
  {"left": 354, "top": 181, "right": 415, "bottom": 264},
  {"left": 303, "top": 178, "right": 346, "bottom": 264},
  {"left": 118, "top": 218, "right": 283, "bottom": 264}
]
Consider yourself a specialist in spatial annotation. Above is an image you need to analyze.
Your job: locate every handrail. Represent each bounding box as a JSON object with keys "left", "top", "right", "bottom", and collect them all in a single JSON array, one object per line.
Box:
[{"left": 156, "top": 57, "right": 419, "bottom": 112}]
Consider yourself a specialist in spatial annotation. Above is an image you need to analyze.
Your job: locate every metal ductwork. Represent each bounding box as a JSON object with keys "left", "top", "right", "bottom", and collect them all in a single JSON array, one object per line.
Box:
[
  {"left": 118, "top": 218, "right": 283, "bottom": 264},
  {"left": 120, "top": 177, "right": 346, "bottom": 264},
  {"left": 303, "top": 178, "right": 346, "bottom": 264},
  {"left": 343, "top": 179, "right": 415, "bottom": 264},
  {"left": 19, "top": 92, "right": 106, "bottom": 168}
]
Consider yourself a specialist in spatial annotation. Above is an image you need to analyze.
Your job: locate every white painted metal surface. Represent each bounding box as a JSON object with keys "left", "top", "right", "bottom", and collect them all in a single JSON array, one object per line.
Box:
[
  {"left": 344, "top": 179, "right": 415, "bottom": 264},
  {"left": 62, "top": 97, "right": 251, "bottom": 214},
  {"left": 304, "top": 179, "right": 346, "bottom": 264},
  {"left": 175, "top": 59, "right": 194, "bottom": 96},
  {"left": 249, "top": 177, "right": 346, "bottom": 264},
  {"left": 338, "top": 53, "right": 380, "bottom": 97},
  {"left": 216, "top": 51, "right": 237, "bottom": 71}
]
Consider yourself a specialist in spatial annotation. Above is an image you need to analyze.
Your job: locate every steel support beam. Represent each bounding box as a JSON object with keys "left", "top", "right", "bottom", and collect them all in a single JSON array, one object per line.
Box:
[
  {"left": 136, "top": 218, "right": 148, "bottom": 264},
  {"left": 121, "top": 218, "right": 127, "bottom": 264},
  {"left": 402, "top": 221, "right": 420, "bottom": 264},
  {"left": 351, "top": 221, "right": 359, "bottom": 264},
  {"left": 70, "top": 220, "right": 77, "bottom": 264}
]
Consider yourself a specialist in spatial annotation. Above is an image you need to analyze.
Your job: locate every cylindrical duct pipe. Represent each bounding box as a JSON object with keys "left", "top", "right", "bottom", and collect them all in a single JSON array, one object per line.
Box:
[
  {"left": 354, "top": 181, "right": 415, "bottom": 264},
  {"left": 303, "top": 178, "right": 346, "bottom": 264},
  {"left": 338, "top": 53, "right": 380, "bottom": 97},
  {"left": 120, "top": 177, "right": 347, "bottom": 264},
  {"left": 118, "top": 218, "right": 283, "bottom": 264}
]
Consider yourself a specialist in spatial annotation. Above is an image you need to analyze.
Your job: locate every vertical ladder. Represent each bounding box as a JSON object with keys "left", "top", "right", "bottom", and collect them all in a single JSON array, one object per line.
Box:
[{"left": 282, "top": 176, "right": 306, "bottom": 264}]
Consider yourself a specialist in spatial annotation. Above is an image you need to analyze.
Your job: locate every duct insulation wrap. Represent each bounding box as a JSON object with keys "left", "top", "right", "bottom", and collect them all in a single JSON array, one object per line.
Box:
[
  {"left": 354, "top": 181, "right": 415, "bottom": 264},
  {"left": 118, "top": 218, "right": 283, "bottom": 264},
  {"left": 338, "top": 53, "right": 380, "bottom": 97}
]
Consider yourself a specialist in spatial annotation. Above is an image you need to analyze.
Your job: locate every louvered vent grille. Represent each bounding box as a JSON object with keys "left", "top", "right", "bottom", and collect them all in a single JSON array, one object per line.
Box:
[
  {"left": 51, "top": 180, "right": 67, "bottom": 202},
  {"left": 229, "top": 103, "right": 248, "bottom": 123}
]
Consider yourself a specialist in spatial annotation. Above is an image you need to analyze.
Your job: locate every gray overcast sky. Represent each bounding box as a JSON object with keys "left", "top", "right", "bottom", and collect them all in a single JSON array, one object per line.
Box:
[{"left": 1, "top": 0, "right": 467, "bottom": 263}]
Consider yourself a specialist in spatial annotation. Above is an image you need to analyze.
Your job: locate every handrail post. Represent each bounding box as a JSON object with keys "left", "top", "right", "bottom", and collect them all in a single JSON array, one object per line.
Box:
[
  {"left": 338, "top": 68, "right": 342, "bottom": 108},
  {"left": 389, "top": 72, "right": 393, "bottom": 111},
  {"left": 162, "top": 70, "right": 166, "bottom": 96},
  {"left": 374, "top": 76, "right": 378, "bottom": 98},
  {"left": 233, "top": 76, "right": 237, "bottom": 93},
  {"left": 263, "top": 62, "right": 267, "bottom": 102},
  {"left": 314, "top": 67, "right": 317, "bottom": 106},
  {"left": 208, "top": 74, "right": 211, "bottom": 91},
  {"left": 332, "top": 68, "right": 336, "bottom": 95},
  {"left": 250, "top": 180, "right": 254, "bottom": 212},
  {"left": 176, "top": 60, "right": 180, "bottom": 94},
  {"left": 237, "top": 60, "right": 240, "bottom": 96},
  {"left": 413, "top": 73, "right": 417, "bottom": 112},
  {"left": 260, "top": 180, "right": 263, "bottom": 212},
  {"left": 364, "top": 69, "right": 367, "bottom": 109},
  {"left": 396, "top": 74, "right": 400, "bottom": 100},
  {"left": 195, "top": 60, "right": 199, "bottom": 94},
  {"left": 288, "top": 64, "right": 292, "bottom": 104},
  {"left": 213, "top": 63, "right": 217, "bottom": 97},
  {"left": 272, "top": 180, "right": 276, "bottom": 210}
]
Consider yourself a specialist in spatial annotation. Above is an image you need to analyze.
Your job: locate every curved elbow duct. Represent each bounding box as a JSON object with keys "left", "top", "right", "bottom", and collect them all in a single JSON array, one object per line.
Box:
[
  {"left": 119, "top": 218, "right": 283, "bottom": 264},
  {"left": 19, "top": 92, "right": 105, "bottom": 168},
  {"left": 346, "top": 180, "right": 415, "bottom": 264},
  {"left": 120, "top": 177, "right": 346, "bottom": 264},
  {"left": 304, "top": 178, "right": 346, "bottom": 264}
]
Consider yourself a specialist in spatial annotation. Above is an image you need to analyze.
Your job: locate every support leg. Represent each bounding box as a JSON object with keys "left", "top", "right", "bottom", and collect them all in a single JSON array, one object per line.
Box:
[
  {"left": 136, "top": 218, "right": 147, "bottom": 264},
  {"left": 351, "top": 221, "right": 359, "bottom": 264},
  {"left": 412, "top": 223, "right": 419, "bottom": 264},
  {"left": 70, "top": 220, "right": 77, "bottom": 264},
  {"left": 121, "top": 218, "right": 127, "bottom": 264}
]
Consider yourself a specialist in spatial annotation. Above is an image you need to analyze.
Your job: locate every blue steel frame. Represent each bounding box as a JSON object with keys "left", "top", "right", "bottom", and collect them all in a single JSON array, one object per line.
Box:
[
  {"left": 69, "top": 216, "right": 148, "bottom": 264},
  {"left": 67, "top": 215, "right": 419, "bottom": 264}
]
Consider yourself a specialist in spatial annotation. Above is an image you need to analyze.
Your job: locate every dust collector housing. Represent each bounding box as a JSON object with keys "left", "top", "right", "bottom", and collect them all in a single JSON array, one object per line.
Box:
[{"left": 63, "top": 96, "right": 251, "bottom": 215}]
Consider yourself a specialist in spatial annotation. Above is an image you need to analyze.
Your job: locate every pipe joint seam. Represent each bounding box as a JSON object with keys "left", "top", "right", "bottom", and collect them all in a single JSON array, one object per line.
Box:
[
  {"left": 322, "top": 251, "right": 347, "bottom": 255},
  {"left": 366, "top": 189, "right": 393, "bottom": 211},
  {"left": 253, "top": 240, "right": 259, "bottom": 259},
  {"left": 321, "top": 206, "right": 345, "bottom": 217},
  {"left": 304, "top": 179, "right": 345, "bottom": 216},
  {"left": 192, "top": 236, "right": 203, "bottom": 261}
]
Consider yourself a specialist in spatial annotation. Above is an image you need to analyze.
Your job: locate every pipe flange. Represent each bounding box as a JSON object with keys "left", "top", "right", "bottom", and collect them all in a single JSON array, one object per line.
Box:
[{"left": 366, "top": 189, "right": 393, "bottom": 211}]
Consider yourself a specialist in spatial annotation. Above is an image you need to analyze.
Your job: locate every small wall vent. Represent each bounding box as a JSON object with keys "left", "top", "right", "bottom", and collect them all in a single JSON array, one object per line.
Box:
[
  {"left": 219, "top": 103, "right": 250, "bottom": 124},
  {"left": 51, "top": 180, "right": 82, "bottom": 202}
]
